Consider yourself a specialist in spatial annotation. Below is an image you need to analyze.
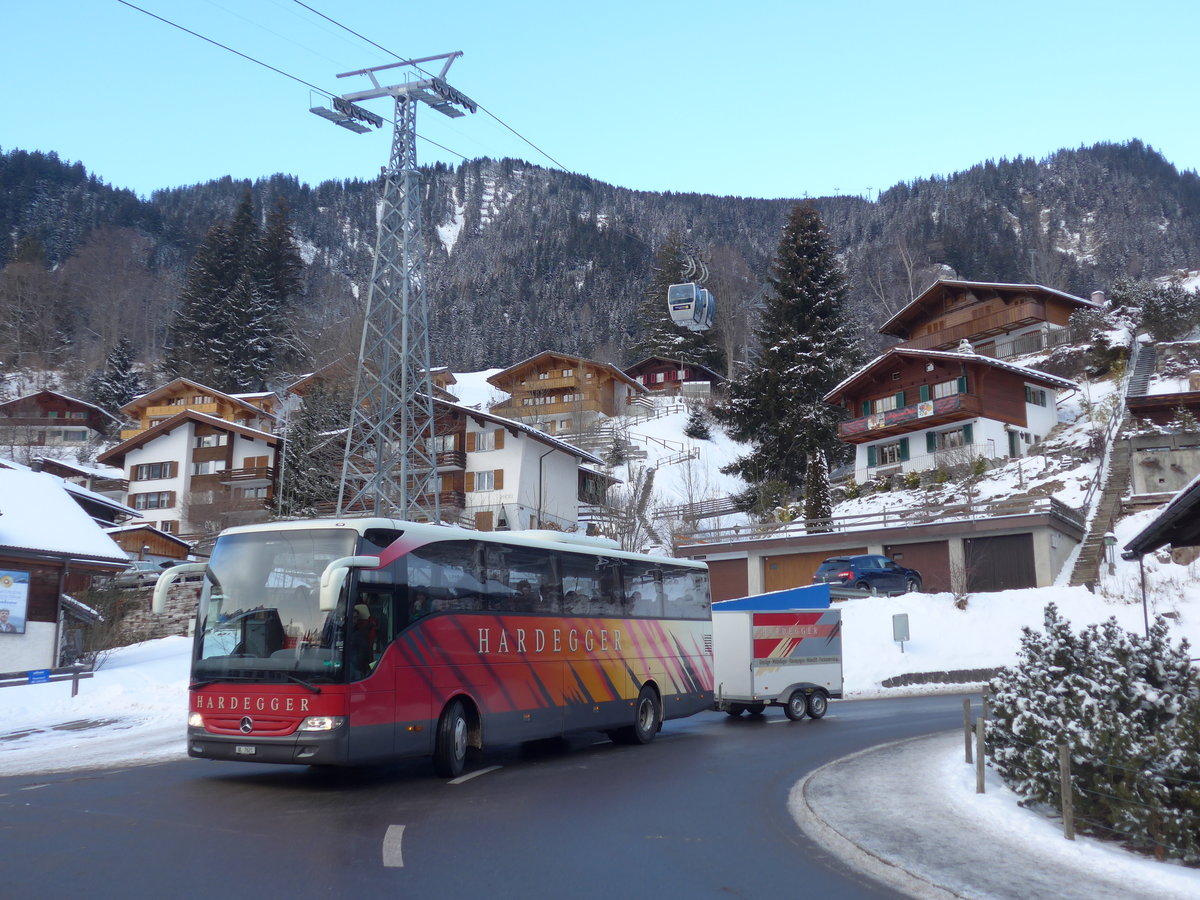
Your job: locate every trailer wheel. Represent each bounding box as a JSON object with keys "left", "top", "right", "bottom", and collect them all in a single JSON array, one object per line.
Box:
[
  {"left": 746, "top": 702, "right": 766, "bottom": 716},
  {"left": 433, "top": 698, "right": 469, "bottom": 778},
  {"left": 610, "top": 686, "right": 661, "bottom": 745},
  {"left": 725, "top": 704, "right": 746, "bottom": 717},
  {"left": 806, "top": 691, "right": 829, "bottom": 720},
  {"left": 784, "top": 690, "right": 808, "bottom": 721}
]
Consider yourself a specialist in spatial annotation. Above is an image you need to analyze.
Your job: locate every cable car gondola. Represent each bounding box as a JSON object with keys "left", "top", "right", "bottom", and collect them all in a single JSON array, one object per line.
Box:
[{"left": 667, "top": 282, "right": 715, "bottom": 332}]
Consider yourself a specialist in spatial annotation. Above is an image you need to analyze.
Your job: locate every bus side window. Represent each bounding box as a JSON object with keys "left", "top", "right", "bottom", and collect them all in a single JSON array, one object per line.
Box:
[
  {"left": 620, "top": 562, "right": 663, "bottom": 617},
  {"left": 662, "top": 569, "right": 707, "bottom": 619}
]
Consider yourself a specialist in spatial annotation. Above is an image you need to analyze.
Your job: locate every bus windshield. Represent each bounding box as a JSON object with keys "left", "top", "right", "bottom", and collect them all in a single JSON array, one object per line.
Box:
[{"left": 194, "top": 528, "right": 359, "bottom": 684}]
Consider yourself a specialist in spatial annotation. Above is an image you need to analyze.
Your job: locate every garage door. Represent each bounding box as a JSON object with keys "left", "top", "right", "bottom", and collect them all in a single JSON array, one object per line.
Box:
[
  {"left": 884, "top": 540, "right": 951, "bottom": 593},
  {"left": 706, "top": 558, "right": 749, "bottom": 603},
  {"left": 764, "top": 547, "right": 867, "bottom": 593},
  {"left": 964, "top": 533, "right": 1036, "bottom": 592}
]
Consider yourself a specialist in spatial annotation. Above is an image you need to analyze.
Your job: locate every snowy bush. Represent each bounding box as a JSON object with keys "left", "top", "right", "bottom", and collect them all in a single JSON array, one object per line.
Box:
[{"left": 987, "top": 603, "right": 1200, "bottom": 862}]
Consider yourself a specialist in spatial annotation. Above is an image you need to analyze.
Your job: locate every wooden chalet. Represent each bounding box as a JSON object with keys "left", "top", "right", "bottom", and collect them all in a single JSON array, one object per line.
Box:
[
  {"left": 825, "top": 347, "right": 1077, "bottom": 480},
  {"left": 487, "top": 352, "right": 647, "bottom": 436},
  {"left": 623, "top": 356, "right": 725, "bottom": 398},
  {"left": 881, "top": 280, "right": 1100, "bottom": 358},
  {"left": 0, "top": 390, "right": 117, "bottom": 448},
  {"left": 119, "top": 378, "right": 277, "bottom": 440}
]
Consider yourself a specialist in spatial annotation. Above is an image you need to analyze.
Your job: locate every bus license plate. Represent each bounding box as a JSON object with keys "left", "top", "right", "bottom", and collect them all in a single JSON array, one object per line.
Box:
[{"left": 235, "top": 745, "right": 256, "bottom": 756}]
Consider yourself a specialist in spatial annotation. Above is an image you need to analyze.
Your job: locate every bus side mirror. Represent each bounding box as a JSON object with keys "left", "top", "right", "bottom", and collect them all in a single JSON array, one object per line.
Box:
[
  {"left": 152, "top": 563, "right": 207, "bottom": 613},
  {"left": 318, "top": 556, "right": 380, "bottom": 611}
]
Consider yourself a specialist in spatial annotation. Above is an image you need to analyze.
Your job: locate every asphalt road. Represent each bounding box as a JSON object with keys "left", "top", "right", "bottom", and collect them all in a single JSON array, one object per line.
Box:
[{"left": 0, "top": 694, "right": 964, "bottom": 899}]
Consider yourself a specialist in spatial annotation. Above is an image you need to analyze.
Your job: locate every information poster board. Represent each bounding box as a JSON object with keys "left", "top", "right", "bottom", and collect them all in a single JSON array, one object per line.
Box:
[{"left": 0, "top": 569, "right": 30, "bottom": 634}]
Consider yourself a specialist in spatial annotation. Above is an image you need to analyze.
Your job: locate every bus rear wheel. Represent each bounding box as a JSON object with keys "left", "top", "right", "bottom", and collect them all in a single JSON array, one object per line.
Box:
[
  {"left": 433, "top": 699, "right": 469, "bottom": 778},
  {"left": 609, "top": 686, "right": 661, "bottom": 745}
]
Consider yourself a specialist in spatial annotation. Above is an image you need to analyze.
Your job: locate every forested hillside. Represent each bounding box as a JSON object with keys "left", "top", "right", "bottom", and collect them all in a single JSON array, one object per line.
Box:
[{"left": 1, "top": 140, "right": 1197, "bottom": 389}]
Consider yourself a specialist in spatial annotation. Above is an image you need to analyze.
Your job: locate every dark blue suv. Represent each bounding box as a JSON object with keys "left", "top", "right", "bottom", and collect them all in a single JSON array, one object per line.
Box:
[{"left": 813, "top": 554, "right": 922, "bottom": 594}]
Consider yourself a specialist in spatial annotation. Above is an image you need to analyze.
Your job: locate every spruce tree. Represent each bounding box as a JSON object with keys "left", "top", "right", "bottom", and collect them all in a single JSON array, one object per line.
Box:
[
  {"left": 163, "top": 191, "right": 305, "bottom": 393},
  {"left": 278, "top": 380, "right": 349, "bottom": 517},
  {"left": 714, "top": 203, "right": 859, "bottom": 494},
  {"left": 85, "top": 336, "right": 145, "bottom": 421},
  {"left": 683, "top": 405, "right": 712, "bottom": 441},
  {"left": 803, "top": 447, "right": 832, "bottom": 530}
]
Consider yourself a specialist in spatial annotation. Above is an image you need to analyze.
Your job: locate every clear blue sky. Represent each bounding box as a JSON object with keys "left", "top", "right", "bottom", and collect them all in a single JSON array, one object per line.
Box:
[{"left": 2, "top": 1, "right": 1197, "bottom": 201}]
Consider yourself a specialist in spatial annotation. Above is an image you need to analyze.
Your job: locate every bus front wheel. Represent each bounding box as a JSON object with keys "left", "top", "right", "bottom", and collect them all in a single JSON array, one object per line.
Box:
[
  {"left": 609, "top": 686, "right": 661, "bottom": 745},
  {"left": 433, "top": 699, "right": 469, "bottom": 778}
]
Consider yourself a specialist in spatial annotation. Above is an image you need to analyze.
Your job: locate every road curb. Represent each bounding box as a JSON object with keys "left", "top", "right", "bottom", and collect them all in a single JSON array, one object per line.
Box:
[{"left": 788, "top": 732, "right": 969, "bottom": 900}]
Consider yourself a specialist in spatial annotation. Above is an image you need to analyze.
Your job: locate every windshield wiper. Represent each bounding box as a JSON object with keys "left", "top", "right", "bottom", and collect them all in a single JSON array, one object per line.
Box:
[{"left": 284, "top": 673, "right": 322, "bottom": 694}]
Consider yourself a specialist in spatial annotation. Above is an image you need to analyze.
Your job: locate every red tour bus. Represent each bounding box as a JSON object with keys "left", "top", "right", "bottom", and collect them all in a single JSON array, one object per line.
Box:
[{"left": 155, "top": 518, "right": 714, "bottom": 776}]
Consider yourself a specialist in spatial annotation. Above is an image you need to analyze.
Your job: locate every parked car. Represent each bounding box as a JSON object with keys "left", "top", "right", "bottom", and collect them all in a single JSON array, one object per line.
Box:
[
  {"left": 813, "top": 554, "right": 922, "bottom": 594},
  {"left": 107, "top": 559, "right": 164, "bottom": 590}
]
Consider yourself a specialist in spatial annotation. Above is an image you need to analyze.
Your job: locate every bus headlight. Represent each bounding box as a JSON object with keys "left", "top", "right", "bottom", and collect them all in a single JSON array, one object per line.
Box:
[
  {"left": 299, "top": 716, "right": 345, "bottom": 732},
  {"left": 188, "top": 712, "right": 204, "bottom": 728}
]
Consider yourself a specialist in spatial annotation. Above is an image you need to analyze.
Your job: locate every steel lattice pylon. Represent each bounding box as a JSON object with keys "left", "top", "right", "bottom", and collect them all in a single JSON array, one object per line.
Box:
[{"left": 316, "top": 53, "right": 476, "bottom": 521}]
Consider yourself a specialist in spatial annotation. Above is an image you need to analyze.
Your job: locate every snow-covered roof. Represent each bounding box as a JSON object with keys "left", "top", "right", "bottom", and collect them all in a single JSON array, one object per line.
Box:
[
  {"left": 880, "top": 279, "right": 1099, "bottom": 336},
  {"left": 488, "top": 351, "right": 647, "bottom": 393},
  {"left": 122, "top": 377, "right": 277, "bottom": 420},
  {"left": 35, "top": 457, "right": 126, "bottom": 480},
  {"left": 436, "top": 397, "right": 604, "bottom": 466},
  {"left": 0, "top": 389, "right": 119, "bottom": 422},
  {"left": 823, "top": 348, "right": 1079, "bottom": 403},
  {"left": 0, "top": 470, "right": 128, "bottom": 564},
  {"left": 98, "top": 409, "right": 278, "bottom": 466},
  {"left": 1124, "top": 470, "right": 1200, "bottom": 555}
]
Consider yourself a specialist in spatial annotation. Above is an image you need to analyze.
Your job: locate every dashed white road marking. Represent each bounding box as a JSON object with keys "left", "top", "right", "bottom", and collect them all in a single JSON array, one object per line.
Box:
[
  {"left": 449, "top": 765, "right": 502, "bottom": 784},
  {"left": 382, "top": 824, "right": 405, "bottom": 868}
]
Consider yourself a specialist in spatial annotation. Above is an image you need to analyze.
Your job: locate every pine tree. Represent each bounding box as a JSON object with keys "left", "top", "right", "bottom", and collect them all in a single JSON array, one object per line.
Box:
[
  {"left": 85, "top": 336, "right": 145, "bottom": 422},
  {"left": 714, "top": 203, "right": 859, "bottom": 494}
]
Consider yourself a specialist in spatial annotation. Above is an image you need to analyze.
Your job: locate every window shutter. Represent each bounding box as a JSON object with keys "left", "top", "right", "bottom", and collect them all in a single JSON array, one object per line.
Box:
[
  {"left": 494, "top": 468, "right": 504, "bottom": 490},
  {"left": 963, "top": 423, "right": 974, "bottom": 445},
  {"left": 957, "top": 375, "right": 967, "bottom": 394},
  {"left": 861, "top": 400, "right": 870, "bottom": 417},
  {"left": 466, "top": 471, "right": 476, "bottom": 492},
  {"left": 466, "top": 432, "right": 477, "bottom": 453},
  {"left": 919, "top": 384, "right": 930, "bottom": 402},
  {"left": 867, "top": 445, "right": 877, "bottom": 467},
  {"left": 926, "top": 432, "right": 937, "bottom": 454},
  {"left": 895, "top": 391, "right": 905, "bottom": 407},
  {"left": 494, "top": 428, "right": 505, "bottom": 450},
  {"left": 899, "top": 437, "right": 910, "bottom": 461}
]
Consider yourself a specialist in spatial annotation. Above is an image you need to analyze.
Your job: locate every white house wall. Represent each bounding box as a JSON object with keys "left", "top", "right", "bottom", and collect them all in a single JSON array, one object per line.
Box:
[
  {"left": 517, "top": 438, "right": 580, "bottom": 530},
  {"left": 124, "top": 424, "right": 191, "bottom": 527}
]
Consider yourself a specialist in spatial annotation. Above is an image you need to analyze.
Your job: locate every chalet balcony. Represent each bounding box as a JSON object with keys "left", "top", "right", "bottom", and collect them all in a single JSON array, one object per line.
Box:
[
  {"left": 219, "top": 466, "right": 275, "bottom": 486},
  {"left": 490, "top": 397, "right": 605, "bottom": 417},
  {"left": 435, "top": 449, "right": 467, "bottom": 471},
  {"left": 145, "top": 402, "right": 220, "bottom": 418},
  {"left": 897, "top": 300, "right": 1047, "bottom": 351},
  {"left": 518, "top": 375, "right": 579, "bottom": 390},
  {"left": 0, "top": 415, "right": 95, "bottom": 428},
  {"left": 838, "top": 393, "right": 984, "bottom": 443}
]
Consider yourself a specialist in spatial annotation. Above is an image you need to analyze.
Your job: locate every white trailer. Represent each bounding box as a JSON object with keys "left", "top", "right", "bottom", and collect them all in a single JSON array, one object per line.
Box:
[{"left": 712, "top": 606, "right": 843, "bottom": 720}]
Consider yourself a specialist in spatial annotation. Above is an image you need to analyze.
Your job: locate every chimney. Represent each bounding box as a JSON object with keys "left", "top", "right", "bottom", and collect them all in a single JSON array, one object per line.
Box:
[{"left": 1091, "top": 290, "right": 1106, "bottom": 306}]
